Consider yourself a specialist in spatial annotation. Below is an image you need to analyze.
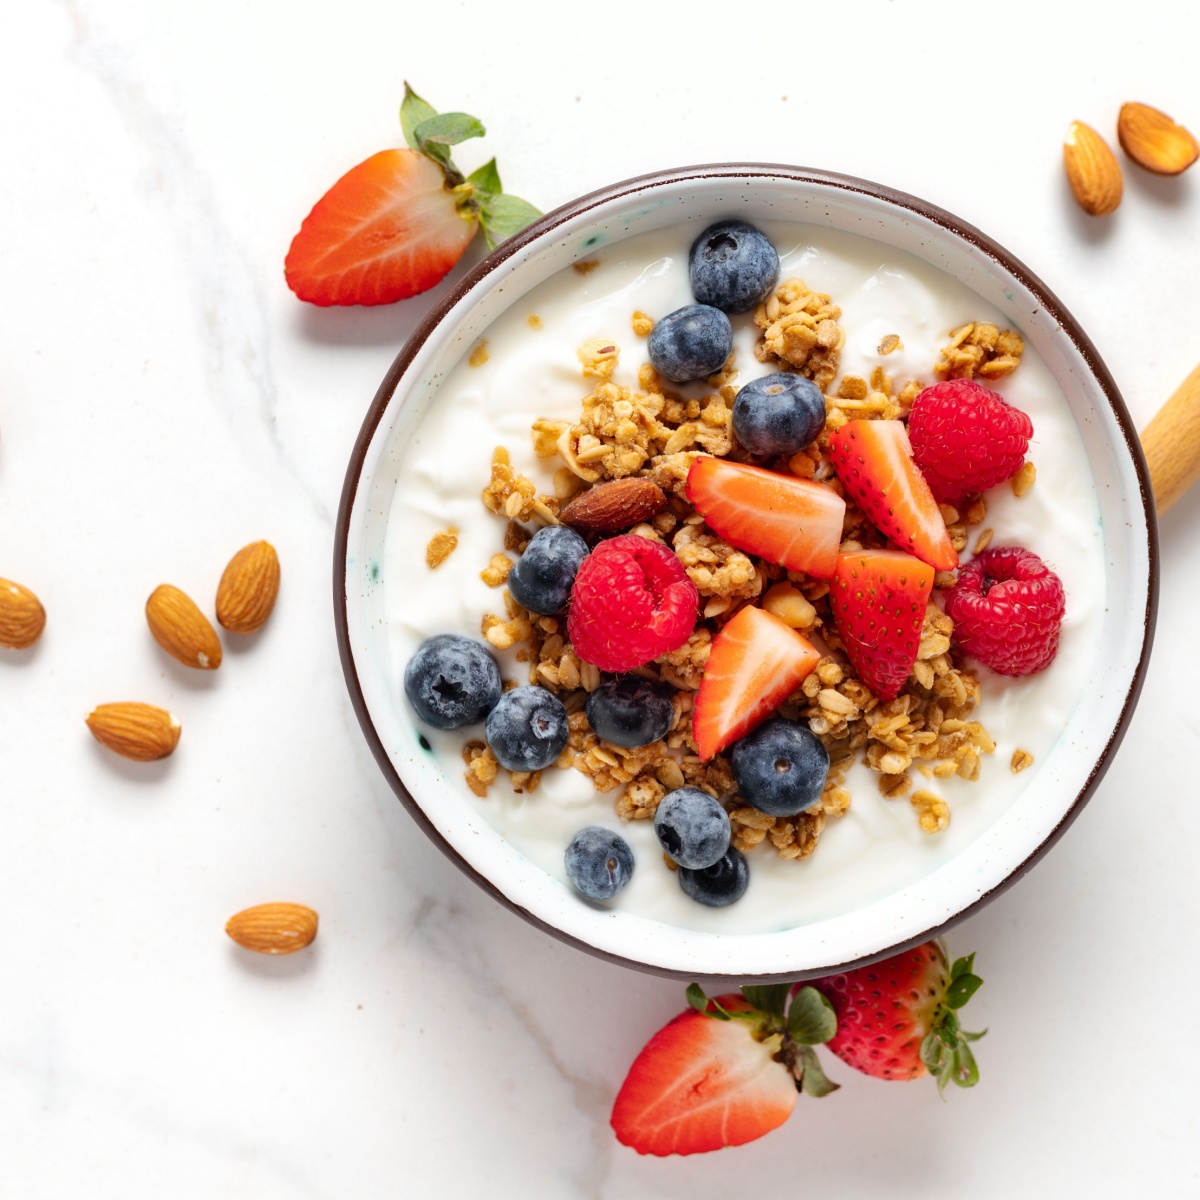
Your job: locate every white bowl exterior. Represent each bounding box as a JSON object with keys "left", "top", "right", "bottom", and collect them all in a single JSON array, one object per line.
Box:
[{"left": 342, "top": 171, "right": 1152, "bottom": 978}]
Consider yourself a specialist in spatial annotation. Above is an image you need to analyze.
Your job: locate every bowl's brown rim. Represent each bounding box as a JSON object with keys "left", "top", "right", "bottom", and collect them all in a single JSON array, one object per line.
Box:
[{"left": 333, "top": 163, "right": 1159, "bottom": 984}]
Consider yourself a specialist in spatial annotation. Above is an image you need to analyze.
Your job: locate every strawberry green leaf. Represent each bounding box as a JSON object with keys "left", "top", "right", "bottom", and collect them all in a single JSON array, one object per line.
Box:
[
  {"left": 797, "top": 1046, "right": 840, "bottom": 1097},
  {"left": 467, "top": 158, "right": 502, "bottom": 198},
  {"left": 945, "top": 972, "right": 983, "bottom": 1009},
  {"left": 950, "top": 1040, "right": 980, "bottom": 1088},
  {"left": 741, "top": 984, "right": 790, "bottom": 1018},
  {"left": 480, "top": 193, "right": 543, "bottom": 249},
  {"left": 400, "top": 83, "right": 438, "bottom": 152},
  {"left": 950, "top": 953, "right": 976, "bottom": 980},
  {"left": 414, "top": 112, "right": 486, "bottom": 151},
  {"left": 920, "top": 1030, "right": 944, "bottom": 1071},
  {"left": 786, "top": 986, "right": 837, "bottom": 1045},
  {"left": 686, "top": 983, "right": 709, "bottom": 1014}
]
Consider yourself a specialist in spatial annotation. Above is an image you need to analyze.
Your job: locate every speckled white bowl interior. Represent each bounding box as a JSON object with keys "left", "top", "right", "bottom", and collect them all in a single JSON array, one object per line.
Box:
[{"left": 336, "top": 166, "right": 1155, "bottom": 981}]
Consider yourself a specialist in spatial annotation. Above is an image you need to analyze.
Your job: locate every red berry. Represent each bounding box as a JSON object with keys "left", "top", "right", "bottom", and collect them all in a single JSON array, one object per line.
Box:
[
  {"left": 827, "top": 550, "right": 935, "bottom": 702},
  {"left": 944, "top": 546, "right": 1065, "bottom": 676},
  {"left": 567, "top": 535, "right": 699, "bottom": 673},
  {"left": 611, "top": 994, "right": 797, "bottom": 1156},
  {"left": 685, "top": 457, "right": 846, "bottom": 579},
  {"left": 908, "top": 379, "right": 1033, "bottom": 504},
  {"left": 285, "top": 149, "right": 476, "bottom": 306},
  {"left": 827, "top": 420, "right": 957, "bottom": 571},
  {"left": 811, "top": 941, "right": 985, "bottom": 1090},
  {"left": 691, "top": 605, "right": 821, "bottom": 761}
]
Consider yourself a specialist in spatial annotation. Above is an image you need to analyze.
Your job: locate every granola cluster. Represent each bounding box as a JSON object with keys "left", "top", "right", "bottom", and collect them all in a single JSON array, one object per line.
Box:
[{"left": 456, "top": 290, "right": 1037, "bottom": 862}]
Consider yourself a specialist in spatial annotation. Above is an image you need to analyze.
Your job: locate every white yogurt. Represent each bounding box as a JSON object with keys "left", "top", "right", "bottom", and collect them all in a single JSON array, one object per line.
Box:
[{"left": 382, "top": 222, "right": 1105, "bottom": 934}]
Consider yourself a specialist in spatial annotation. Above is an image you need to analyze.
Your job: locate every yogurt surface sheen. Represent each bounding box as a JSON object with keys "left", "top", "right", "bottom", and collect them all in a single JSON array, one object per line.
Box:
[{"left": 383, "top": 221, "right": 1105, "bottom": 934}]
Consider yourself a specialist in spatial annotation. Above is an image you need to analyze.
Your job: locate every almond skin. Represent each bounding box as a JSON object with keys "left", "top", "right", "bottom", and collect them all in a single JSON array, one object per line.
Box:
[
  {"left": 559, "top": 477, "right": 668, "bottom": 532},
  {"left": 216, "top": 540, "right": 280, "bottom": 634},
  {"left": 1118, "top": 102, "right": 1199, "bottom": 175},
  {"left": 86, "top": 702, "right": 181, "bottom": 761},
  {"left": 225, "top": 903, "right": 318, "bottom": 955},
  {"left": 0, "top": 578, "right": 46, "bottom": 649},
  {"left": 1063, "top": 121, "right": 1123, "bottom": 215},
  {"left": 146, "top": 584, "right": 223, "bottom": 669}
]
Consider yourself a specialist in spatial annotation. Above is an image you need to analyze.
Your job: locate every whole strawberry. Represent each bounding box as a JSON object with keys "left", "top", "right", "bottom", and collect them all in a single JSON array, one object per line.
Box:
[
  {"left": 811, "top": 941, "right": 984, "bottom": 1091},
  {"left": 944, "top": 545, "right": 1066, "bottom": 676},
  {"left": 908, "top": 379, "right": 1033, "bottom": 504},
  {"left": 285, "top": 85, "right": 540, "bottom": 306}
]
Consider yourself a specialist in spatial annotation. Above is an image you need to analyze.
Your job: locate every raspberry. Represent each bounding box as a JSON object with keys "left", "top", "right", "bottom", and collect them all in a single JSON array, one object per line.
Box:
[
  {"left": 944, "top": 546, "right": 1065, "bottom": 676},
  {"left": 567, "top": 534, "right": 699, "bottom": 672},
  {"left": 908, "top": 379, "right": 1033, "bottom": 504}
]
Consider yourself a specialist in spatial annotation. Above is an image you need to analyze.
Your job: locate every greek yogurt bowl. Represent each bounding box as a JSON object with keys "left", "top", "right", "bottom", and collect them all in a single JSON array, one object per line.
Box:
[{"left": 335, "top": 165, "right": 1156, "bottom": 982}]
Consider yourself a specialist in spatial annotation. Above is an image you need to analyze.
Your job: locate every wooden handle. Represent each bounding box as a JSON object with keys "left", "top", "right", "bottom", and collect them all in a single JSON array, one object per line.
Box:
[{"left": 1141, "top": 362, "right": 1200, "bottom": 514}]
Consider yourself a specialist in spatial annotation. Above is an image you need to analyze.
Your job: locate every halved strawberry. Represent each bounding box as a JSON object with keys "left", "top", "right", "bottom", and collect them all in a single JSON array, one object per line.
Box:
[
  {"left": 686, "top": 457, "right": 845, "bottom": 579},
  {"left": 827, "top": 421, "right": 957, "bottom": 571},
  {"left": 828, "top": 549, "right": 934, "bottom": 701},
  {"left": 611, "top": 995, "right": 796, "bottom": 1156},
  {"left": 692, "top": 605, "right": 820, "bottom": 760},
  {"left": 285, "top": 87, "right": 540, "bottom": 306},
  {"left": 285, "top": 150, "right": 476, "bottom": 306}
]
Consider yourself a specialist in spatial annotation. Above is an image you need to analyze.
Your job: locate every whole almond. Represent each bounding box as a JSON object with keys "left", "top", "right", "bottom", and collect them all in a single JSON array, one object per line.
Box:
[
  {"left": 225, "top": 902, "right": 318, "bottom": 955},
  {"left": 216, "top": 540, "right": 280, "bottom": 634},
  {"left": 0, "top": 578, "right": 46, "bottom": 649},
  {"left": 1117, "top": 102, "right": 1199, "bottom": 175},
  {"left": 559, "top": 477, "right": 668, "bottom": 532},
  {"left": 146, "top": 584, "right": 222, "bottom": 669},
  {"left": 86, "top": 702, "right": 181, "bottom": 761},
  {"left": 1063, "top": 121, "right": 1123, "bottom": 215}
]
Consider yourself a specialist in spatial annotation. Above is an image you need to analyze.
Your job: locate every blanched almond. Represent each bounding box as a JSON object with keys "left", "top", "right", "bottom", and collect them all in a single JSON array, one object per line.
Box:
[{"left": 146, "top": 584, "right": 222, "bottom": 669}]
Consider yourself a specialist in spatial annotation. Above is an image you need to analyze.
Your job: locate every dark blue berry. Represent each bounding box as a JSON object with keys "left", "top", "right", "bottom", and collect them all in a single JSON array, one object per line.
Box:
[
  {"left": 484, "top": 685, "right": 569, "bottom": 771},
  {"left": 564, "top": 826, "right": 634, "bottom": 900},
  {"left": 732, "top": 373, "right": 826, "bottom": 456},
  {"left": 730, "top": 718, "right": 830, "bottom": 816},
  {"left": 648, "top": 305, "right": 733, "bottom": 383},
  {"left": 404, "top": 634, "right": 501, "bottom": 730},
  {"left": 507, "top": 526, "right": 589, "bottom": 616},
  {"left": 586, "top": 677, "right": 674, "bottom": 748},
  {"left": 678, "top": 847, "right": 749, "bottom": 908},
  {"left": 688, "top": 221, "right": 779, "bottom": 314},
  {"left": 653, "top": 787, "right": 730, "bottom": 870}
]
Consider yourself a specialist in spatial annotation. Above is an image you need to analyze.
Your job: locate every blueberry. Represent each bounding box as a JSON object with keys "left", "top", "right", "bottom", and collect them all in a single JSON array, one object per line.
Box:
[
  {"left": 678, "top": 847, "right": 749, "bottom": 908},
  {"left": 565, "top": 826, "right": 634, "bottom": 901},
  {"left": 404, "top": 634, "right": 502, "bottom": 730},
  {"left": 653, "top": 787, "right": 730, "bottom": 870},
  {"left": 648, "top": 305, "right": 733, "bottom": 383},
  {"left": 688, "top": 221, "right": 779, "bottom": 314},
  {"left": 732, "top": 373, "right": 826, "bottom": 457},
  {"left": 730, "top": 718, "right": 830, "bottom": 816},
  {"left": 586, "top": 677, "right": 674, "bottom": 748},
  {"left": 507, "top": 526, "right": 590, "bottom": 616},
  {"left": 485, "top": 685, "right": 570, "bottom": 771}
]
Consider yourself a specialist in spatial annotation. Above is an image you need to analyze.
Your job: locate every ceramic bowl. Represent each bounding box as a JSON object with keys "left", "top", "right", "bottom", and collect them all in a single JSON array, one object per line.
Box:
[{"left": 334, "top": 165, "right": 1157, "bottom": 982}]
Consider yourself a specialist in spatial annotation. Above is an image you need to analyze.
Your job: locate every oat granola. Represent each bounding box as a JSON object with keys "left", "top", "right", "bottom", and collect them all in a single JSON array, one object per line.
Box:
[{"left": 461, "top": 303, "right": 1030, "bottom": 857}]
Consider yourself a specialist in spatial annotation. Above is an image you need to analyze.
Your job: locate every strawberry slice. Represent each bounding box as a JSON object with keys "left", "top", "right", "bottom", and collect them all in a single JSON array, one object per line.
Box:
[
  {"left": 285, "top": 149, "right": 476, "bottom": 307},
  {"left": 692, "top": 606, "right": 820, "bottom": 760},
  {"left": 827, "top": 420, "right": 958, "bottom": 571},
  {"left": 828, "top": 549, "right": 934, "bottom": 701},
  {"left": 686, "top": 457, "right": 845, "bottom": 579},
  {"left": 611, "top": 995, "right": 796, "bottom": 1156}
]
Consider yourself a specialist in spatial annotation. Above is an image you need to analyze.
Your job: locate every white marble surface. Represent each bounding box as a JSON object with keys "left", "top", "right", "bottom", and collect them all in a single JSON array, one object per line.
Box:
[{"left": 2, "top": 2, "right": 1199, "bottom": 1195}]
